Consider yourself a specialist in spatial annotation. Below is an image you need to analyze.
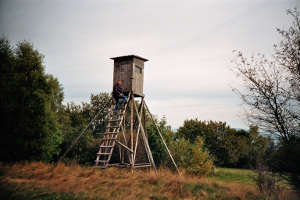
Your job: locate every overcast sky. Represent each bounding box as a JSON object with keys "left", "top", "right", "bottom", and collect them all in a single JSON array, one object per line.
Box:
[{"left": 1, "top": 0, "right": 299, "bottom": 129}]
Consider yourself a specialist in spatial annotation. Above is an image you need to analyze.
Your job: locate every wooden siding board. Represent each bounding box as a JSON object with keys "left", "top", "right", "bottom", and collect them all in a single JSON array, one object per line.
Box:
[{"left": 112, "top": 55, "right": 146, "bottom": 97}]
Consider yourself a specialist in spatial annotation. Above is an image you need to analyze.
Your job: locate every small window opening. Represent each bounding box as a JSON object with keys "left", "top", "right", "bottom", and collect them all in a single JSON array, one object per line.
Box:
[
  {"left": 116, "top": 65, "right": 124, "bottom": 72},
  {"left": 135, "top": 65, "right": 142, "bottom": 74}
]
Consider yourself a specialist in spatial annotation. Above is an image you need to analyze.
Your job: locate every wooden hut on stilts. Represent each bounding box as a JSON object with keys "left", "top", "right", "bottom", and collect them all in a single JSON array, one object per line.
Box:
[{"left": 55, "top": 55, "right": 179, "bottom": 173}]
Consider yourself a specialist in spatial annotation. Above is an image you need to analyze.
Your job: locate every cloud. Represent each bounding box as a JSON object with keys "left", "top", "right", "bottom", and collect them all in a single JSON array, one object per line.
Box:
[{"left": 1, "top": 0, "right": 298, "bottom": 129}]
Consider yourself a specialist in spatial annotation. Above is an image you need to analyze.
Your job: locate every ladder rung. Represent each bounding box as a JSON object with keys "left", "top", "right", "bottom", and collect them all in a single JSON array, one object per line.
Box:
[
  {"left": 97, "top": 153, "right": 111, "bottom": 155},
  {"left": 95, "top": 160, "right": 108, "bottom": 163},
  {"left": 108, "top": 119, "right": 121, "bottom": 122},
  {"left": 110, "top": 113, "right": 123, "bottom": 116},
  {"left": 99, "top": 146, "right": 113, "bottom": 148},
  {"left": 102, "top": 138, "right": 116, "bottom": 141},
  {"left": 104, "top": 132, "right": 118, "bottom": 135}
]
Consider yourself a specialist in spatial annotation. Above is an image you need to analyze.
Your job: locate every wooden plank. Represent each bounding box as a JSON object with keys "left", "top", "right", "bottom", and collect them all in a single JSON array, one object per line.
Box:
[
  {"left": 133, "top": 99, "right": 144, "bottom": 166},
  {"left": 103, "top": 96, "right": 130, "bottom": 167},
  {"left": 134, "top": 165, "right": 152, "bottom": 168},
  {"left": 101, "top": 138, "right": 116, "bottom": 141},
  {"left": 119, "top": 92, "right": 131, "bottom": 164},
  {"left": 134, "top": 163, "right": 152, "bottom": 166},
  {"left": 104, "top": 132, "right": 118, "bottom": 134},
  {"left": 133, "top": 100, "right": 157, "bottom": 173},
  {"left": 97, "top": 153, "right": 111, "bottom": 155},
  {"left": 115, "top": 140, "right": 134, "bottom": 153},
  {"left": 108, "top": 119, "right": 121, "bottom": 122},
  {"left": 143, "top": 101, "right": 147, "bottom": 138},
  {"left": 106, "top": 126, "right": 120, "bottom": 128},
  {"left": 96, "top": 101, "right": 120, "bottom": 169},
  {"left": 130, "top": 92, "right": 134, "bottom": 165}
]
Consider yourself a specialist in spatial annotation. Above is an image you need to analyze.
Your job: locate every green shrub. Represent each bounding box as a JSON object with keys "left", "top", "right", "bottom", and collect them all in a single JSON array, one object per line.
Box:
[{"left": 170, "top": 137, "right": 214, "bottom": 176}]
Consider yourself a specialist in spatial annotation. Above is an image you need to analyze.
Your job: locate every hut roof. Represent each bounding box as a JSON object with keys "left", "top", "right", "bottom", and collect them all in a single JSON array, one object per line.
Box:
[{"left": 110, "top": 55, "right": 148, "bottom": 62}]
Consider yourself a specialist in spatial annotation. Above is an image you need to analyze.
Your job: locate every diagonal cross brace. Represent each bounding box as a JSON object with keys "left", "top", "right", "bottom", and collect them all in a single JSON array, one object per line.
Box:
[{"left": 133, "top": 99, "right": 157, "bottom": 173}]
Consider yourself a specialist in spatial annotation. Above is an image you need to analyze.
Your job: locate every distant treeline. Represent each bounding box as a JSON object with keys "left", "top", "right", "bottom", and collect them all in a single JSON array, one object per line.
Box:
[{"left": 0, "top": 36, "right": 274, "bottom": 173}]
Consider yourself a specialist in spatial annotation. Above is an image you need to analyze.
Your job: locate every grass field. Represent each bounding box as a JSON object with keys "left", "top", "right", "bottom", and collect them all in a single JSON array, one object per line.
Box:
[
  {"left": 0, "top": 162, "right": 298, "bottom": 200},
  {"left": 210, "top": 168, "right": 256, "bottom": 185}
]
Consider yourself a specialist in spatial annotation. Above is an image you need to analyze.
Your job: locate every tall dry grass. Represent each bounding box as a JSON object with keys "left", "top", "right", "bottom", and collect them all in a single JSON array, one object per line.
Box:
[{"left": 0, "top": 162, "right": 298, "bottom": 200}]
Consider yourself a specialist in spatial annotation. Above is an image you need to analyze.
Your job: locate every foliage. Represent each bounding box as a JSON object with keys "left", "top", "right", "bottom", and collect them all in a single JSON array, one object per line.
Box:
[
  {"left": 147, "top": 115, "right": 169, "bottom": 166},
  {"left": 57, "top": 102, "right": 94, "bottom": 165},
  {"left": 0, "top": 37, "right": 111, "bottom": 165},
  {"left": 83, "top": 92, "right": 111, "bottom": 135},
  {"left": 253, "top": 164, "right": 283, "bottom": 198},
  {"left": 230, "top": 8, "right": 299, "bottom": 153},
  {"left": 0, "top": 36, "right": 217, "bottom": 175},
  {"left": 0, "top": 36, "right": 63, "bottom": 163},
  {"left": 231, "top": 8, "right": 300, "bottom": 192},
  {"left": 186, "top": 137, "right": 214, "bottom": 176},
  {"left": 57, "top": 92, "right": 111, "bottom": 165},
  {"left": 169, "top": 137, "right": 214, "bottom": 176},
  {"left": 168, "top": 138, "right": 191, "bottom": 169},
  {"left": 177, "top": 119, "right": 239, "bottom": 167},
  {"left": 268, "top": 136, "right": 300, "bottom": 193},
  {"left": 177, "top": 119, "right": 269, "bottom": 168},
  {"left": 274, "top": 9, "right": 300, "bottom": 103}
]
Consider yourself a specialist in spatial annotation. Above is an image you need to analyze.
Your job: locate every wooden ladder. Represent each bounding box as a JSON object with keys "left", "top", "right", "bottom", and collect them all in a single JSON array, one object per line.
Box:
[{"left": 93, "top": 99, "right": 128, "bottom": 169}]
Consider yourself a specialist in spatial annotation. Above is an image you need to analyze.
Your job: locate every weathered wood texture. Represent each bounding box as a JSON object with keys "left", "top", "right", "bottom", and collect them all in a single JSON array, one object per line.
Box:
[
  {"left": 111, "top": 55, "right": 148, "bottom": 97},
  {"left": 94, "top": 93, "right": 156, "bottom": 171},
  {"left": 56, "top": 55, "right": 179, "bottom": 174}
]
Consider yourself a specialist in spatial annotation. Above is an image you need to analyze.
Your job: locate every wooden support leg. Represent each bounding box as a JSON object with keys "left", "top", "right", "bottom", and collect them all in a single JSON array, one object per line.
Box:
[
  {"left": 133, "top": 100, "right": 144, "bottom": 166},
  {"left": 133, "top": 100, "right": 157, "bottom": 173},
  {"left": 130, "top": 93, "right": 134, "bottom": 166}
]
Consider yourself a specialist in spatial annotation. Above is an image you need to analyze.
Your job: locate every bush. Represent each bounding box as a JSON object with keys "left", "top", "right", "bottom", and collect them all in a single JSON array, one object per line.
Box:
[
  {"left": 253, "top": 164, "right": 282, "bottom": 198},
  {"left": 188, "top": 138, "right": 214, "bottom": 176},
  {"left": 169, "top": 137, "right": 214, "bottom": 176}
]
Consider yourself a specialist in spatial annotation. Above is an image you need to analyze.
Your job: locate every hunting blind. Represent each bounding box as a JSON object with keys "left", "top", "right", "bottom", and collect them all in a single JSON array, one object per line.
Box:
[
  {"left": 55, "top": 55, "right": 178, "bottom": 173},
  {"left": 111, "top": 55, "right": 148, "bottom": 97}
]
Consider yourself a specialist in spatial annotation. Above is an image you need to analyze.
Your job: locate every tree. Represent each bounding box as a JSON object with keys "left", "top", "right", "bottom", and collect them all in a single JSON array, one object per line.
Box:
[
  {"left": 85, "top": 92, "right": 111, "bottom": 136},
  {"left": 244, "top": 126, "right": 269, "bottom": 168},
  {"left": 177, "top": 119, "right": 269, "bottom": 168},
  {"left": 56, "top": 92, "right": 112, "bottom": 165},
  {"left": 231, "top": 8, "right": 300, "bottom": 192},
  {"left": 274, "top": 9, "right": 300, "bottom": 103},
  {"left": 0, "top": 36, "right": 17, "bottom": 162},
  {"left": 231, "top": 8, "right": 299, "bottom": 142},
  {"left": 0, "top": 37, "right": 64, "bottom": 163},
  {"left": 58, "top": 102, "right": 94, "bottom": 164}
]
